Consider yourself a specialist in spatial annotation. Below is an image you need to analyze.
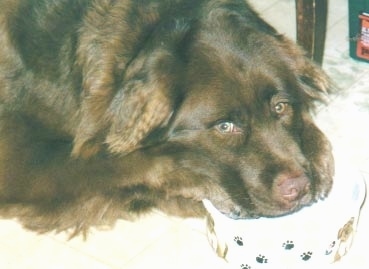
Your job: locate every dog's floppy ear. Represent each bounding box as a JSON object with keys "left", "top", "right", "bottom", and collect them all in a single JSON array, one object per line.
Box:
[
  {"left": 72, "top": 18, "right": 191, "bottom": 158},
  {"left": 75, "top": 48, "right": 180, "bottom": 157},
  {"left": 277, "top": 36, "right": 336, "bottom": 108},
  {"left": 104, "top": 50, "right": 179, "bottom": 154},
  {"left": 294, "top": 58, "right": 335, "bottom": 106}
]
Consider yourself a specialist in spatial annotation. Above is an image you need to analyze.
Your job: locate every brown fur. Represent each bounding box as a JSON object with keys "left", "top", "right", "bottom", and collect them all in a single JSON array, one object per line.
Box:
[{"left": 0, "top": 0, "right": 334, "bottom": 236}]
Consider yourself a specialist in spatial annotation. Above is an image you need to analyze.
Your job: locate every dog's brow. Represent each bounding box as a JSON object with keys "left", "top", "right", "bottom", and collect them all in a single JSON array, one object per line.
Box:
[
  {"left": 274, "top": 91, "right": 292, "bottom": 100},
  {"left": 275, "top": 90, "right": 299, "bottom": 104},
  {"left": 256, "top": 85, "right": 278, "bottom": 103}
]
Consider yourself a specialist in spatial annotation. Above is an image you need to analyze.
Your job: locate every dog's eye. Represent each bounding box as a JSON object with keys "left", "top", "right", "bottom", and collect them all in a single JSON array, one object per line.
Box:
[
  {"left": 215, "top": 122, "right": 241, "bottom": 133},
  {"left": 274, "top": 102, "right": 289, "bottom": 115}
]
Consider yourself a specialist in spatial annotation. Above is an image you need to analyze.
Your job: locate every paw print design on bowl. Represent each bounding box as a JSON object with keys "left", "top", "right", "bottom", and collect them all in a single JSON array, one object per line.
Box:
[
  {"left": 300, "top": 251, "right": 313, "bottom": 261},
  {"left": 234, "top": 236, "right": 244, "bottom": 246},
  {"left": 282, "top": 240, "right": 295, "bottom": 250},
  {"left": 256, "top": 254, "right": 268, "bottom": 264},
  {"left": 203, "top": 156, "right": 366, "bottom": 268}
]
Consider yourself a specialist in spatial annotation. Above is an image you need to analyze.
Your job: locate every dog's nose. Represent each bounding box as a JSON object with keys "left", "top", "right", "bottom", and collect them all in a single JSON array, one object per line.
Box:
[{"left": 276, "top": 173, "right": 310, "bottom": 202}]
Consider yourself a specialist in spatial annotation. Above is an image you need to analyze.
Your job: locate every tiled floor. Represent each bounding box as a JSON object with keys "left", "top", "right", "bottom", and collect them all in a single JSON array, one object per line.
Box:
[{"left": 1, "top": 1, "right": 368, "bottom": 268}]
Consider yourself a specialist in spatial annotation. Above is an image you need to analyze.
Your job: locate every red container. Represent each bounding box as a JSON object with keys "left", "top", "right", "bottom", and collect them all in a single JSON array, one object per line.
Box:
[{"left": 349, "top": 1, "right": 369, "bottom": 63}]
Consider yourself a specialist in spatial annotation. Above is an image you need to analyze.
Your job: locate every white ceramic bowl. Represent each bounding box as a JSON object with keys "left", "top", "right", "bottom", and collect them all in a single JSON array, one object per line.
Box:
[{"left": 203, "top": 157, "right": 366, "bottom": 269}]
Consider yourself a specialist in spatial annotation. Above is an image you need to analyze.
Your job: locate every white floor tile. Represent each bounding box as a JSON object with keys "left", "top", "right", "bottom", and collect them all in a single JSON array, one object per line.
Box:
[
  {"left": 49, "top": 212, "right": 176, "bottom": 268},
  {"left": 0, "top": 224, "right": 111, "bottom": 269},
  {"left": 255, "top": 0, "right": 296, "bottom": 39},
  {"left": 124, "top": 224, "right": 228, "bottom": 269},
  {"left": 249, "top": 0, "right": 278, "bottom": 12}
]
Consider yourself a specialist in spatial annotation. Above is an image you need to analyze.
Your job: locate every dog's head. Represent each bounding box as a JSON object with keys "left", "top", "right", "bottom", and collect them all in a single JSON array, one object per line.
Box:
[
  {"left": 73, "top": 2, "right": 334, "bottom": 218},
  {"left": 163, "top": 34, "right": 334, "bottom": 218}
]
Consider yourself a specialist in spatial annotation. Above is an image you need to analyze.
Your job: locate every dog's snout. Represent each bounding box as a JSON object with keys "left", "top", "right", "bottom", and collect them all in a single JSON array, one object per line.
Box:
[{"left": 276, "top": 173, "right": 310, "bottom": 203}]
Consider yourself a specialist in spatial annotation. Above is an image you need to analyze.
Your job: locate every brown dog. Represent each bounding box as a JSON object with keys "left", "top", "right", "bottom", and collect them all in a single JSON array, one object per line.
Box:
[{"left": 0, "top": 0, "right": 334, "bottom": 235}]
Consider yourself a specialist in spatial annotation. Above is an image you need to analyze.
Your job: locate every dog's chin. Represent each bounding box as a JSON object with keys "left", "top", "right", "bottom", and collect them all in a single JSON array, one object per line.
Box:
[
  {"left": 223, "top": 208, "right": 258, "bottom": 220},
  {"left": 219, "top": 196, "right": 315, "bottom": 220}
]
